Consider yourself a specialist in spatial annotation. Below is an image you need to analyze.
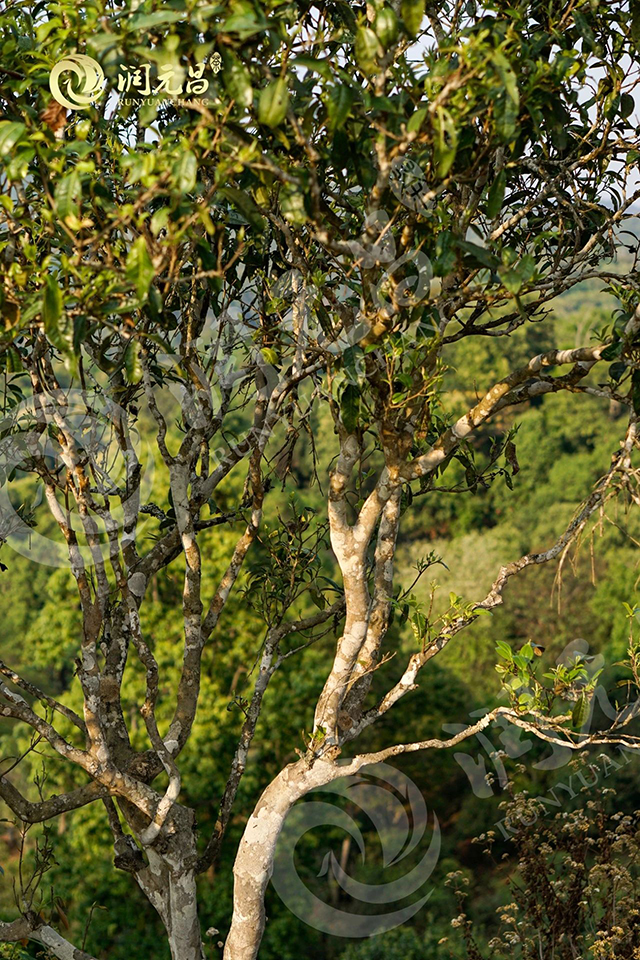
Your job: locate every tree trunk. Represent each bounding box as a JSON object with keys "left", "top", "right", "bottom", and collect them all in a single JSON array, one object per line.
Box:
[
  {"left": 166, "top": 870, "right": 204, "bottom": 960},
  {"left": 223, "top": 758, "right": 339, "bottom": 960},
  {"left": 129, "top": 804, "right": 205, "bottom": 960},
  {"left": 139, "top": 850, "right": 205, "bottom": 960}
]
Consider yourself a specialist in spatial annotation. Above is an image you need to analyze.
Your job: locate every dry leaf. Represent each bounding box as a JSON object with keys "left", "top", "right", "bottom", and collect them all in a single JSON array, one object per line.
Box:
[{"left": 40, "top": 99, "right": 67, "bottom": 134}]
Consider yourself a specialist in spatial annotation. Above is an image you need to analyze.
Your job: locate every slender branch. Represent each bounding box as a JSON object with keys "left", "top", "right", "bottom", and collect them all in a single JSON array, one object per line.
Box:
[
  {"left": 0, "top": 660, "right": 86, "bottom": 735},
  {"left": 0, "top": 914, "right": 98, "bottom": 960},
  {"left": 402, "top": 346, "right": 607, "bottom": 481},
  {"left": 347, "top": 415, "right": 639, "bottom": 742},
  {"left": 344, "top": 703, "right": 640, "bottom": 770},
  {"left": 0, "top": 778, "right": 106, "bottom": 823},
  {"left": 196, "top": 600, "right": 345, "bottom": 872}
]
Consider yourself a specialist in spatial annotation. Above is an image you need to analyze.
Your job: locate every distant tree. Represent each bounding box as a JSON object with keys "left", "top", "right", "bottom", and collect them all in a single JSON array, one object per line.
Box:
[{"left": 1, "top": 1, "right": 640, "bottom": 959}]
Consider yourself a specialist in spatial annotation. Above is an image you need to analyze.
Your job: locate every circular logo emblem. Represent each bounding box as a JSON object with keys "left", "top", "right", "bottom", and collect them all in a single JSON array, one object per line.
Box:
[
  {"left": 50, "top": 54, "right": 105, "bottom": 111},
  {"left": 271, "top": 762, "right": 440, "bottom": 937},
  {"left": 0, "top": 388, "right": 156, "bottom": 568}
]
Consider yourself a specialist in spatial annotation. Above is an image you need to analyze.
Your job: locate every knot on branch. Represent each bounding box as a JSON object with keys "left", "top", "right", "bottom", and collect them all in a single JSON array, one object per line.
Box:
[{"left": 113, "top": 836, "right": 146, "bottom": 874}]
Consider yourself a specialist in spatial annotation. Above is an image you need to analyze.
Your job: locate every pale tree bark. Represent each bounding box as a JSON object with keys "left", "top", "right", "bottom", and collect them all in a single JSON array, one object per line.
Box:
[
  {"left": 0, "top": 326, "right": 336, "bottom": 957},
  {"left": 223, "top": 760, "right": 334, "bottom": 960},
  {"left": 221, "top": 385, "right": 640, "bottom": 960},
  {"left": 0, "top": 914, "right": 99, "bottom": 960}
]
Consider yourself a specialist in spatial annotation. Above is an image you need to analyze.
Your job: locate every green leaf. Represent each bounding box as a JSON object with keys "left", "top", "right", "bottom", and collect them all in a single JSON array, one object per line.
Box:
[
  {"left": 221, "top": 2, "right": 268, "bottom": 38},
  {"left": 604, "top": 92, "right": 620, "bottom": 122},
  {"left": 505, "top": 439, "right": 519, "bottom": 475},
  {"left": 433, "top": 107, "right": 457, "bottom": 178},
  {"left": 340, "top": 383, "right": 360, "bottom": 433},
  {"left": 401, "top": 0, "right": 425, "bottom": 37},
  {"left": 43, "top": 277, "right": 65, "bottom": 350},
  {"left": 309, "top": 588, "right": 326, "bottom": 610},
  {"left": 609, "top": 361, "right": 626, "bottom": 382},
  {"left": 374, "top": 7, "right": 399, "bottom": 47},
  {"left": 632, "top": 0, "right": 640, "bottom": 43},
  {"left": 620, "top": 93, "right": 635, "bottom": 120},
  {"left": 21, "top": 301, "right": 42, "bottom": 324},
  {"left": 517, "top": 253, "right": 536, "bottom": 283},
  {"left": 258, "top": 78, "right": 290, "bottom": 128},
  {"left": 495, "top": 640, "right": 513, "bottom": 660},
  {"left": 355, "top": 26, "right": 381, "bottom": 74},
  {"left": 151, "top": 207, "right": 170, "bottom": 236},
  {"left": 5, "top": 346, "right": 22, "bottom": 372},
  {"left": 573, "top": 10, "right": 595, "bottom": 49},
  {"left": 499, "top": 266, "right": 522, "bottom": 294},
  {"left": 55, "top": 170, "right": 81, "bottom": 220},
  {"left": 327, "top": 85, "right": 355, "bottom": 132},
  {"left": 222, "top": 52, "right": 253, "bottom": 108},
  {"left": 456, "top": 239, "right": 498, "bottom": 269},
  {"left": 126, "top": 237, "right": 155, "bottom": 301},
  {"left": 601, "top": 338, "right": 622, "bottom": 361},
  {"left": 128, "top": 10, "right": 183, "bottom": 29},
  {"left": 433, "top": 230, "right": 456, "bottom": 275},
  {"left": 0, "top": 121, "right": 26, "bottom": 157},
  {"left": 291, "top": 55, "right": 332, "bottom": 80},
  {"left": 280, "top": 185, "right": 308, "bottom": 226},
  {"left": 124, "top": 341, "right": 142, "bottom": 384},
  {"left": 342, "top": 345, "right": 365, "bottom": 386},
  {"left": 572, "top": 694, "right": 589, "bottom": 728},
  {"left": 407, "top": 106, "right": 428, "bottom": 134},
  {"left": 486, "top": 169, "right": 506, "bottom": 219},
  {"left": 491, "top": 52, "right": 519, "bottom": 105},
  {"left": 260, "top": 347, "right": 278, "bottom": 365},
  {"left": 219, "top": 186, "right": 266, "bottom": 231},
  {"left": 146, "top": 287, "right": 164, "bottom": 320},
  {"left": 631, "top": 370, "right": 640, "bottom": 415},
  {"left": 495, "top": 94, "right": 519, "bottom": 142},
  {"left": 172, "top": 151, "right": 197, "bottom": 193}
]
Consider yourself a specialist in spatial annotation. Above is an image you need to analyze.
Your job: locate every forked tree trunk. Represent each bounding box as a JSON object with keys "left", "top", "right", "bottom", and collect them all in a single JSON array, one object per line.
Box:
[{"left": 223, "top": 758, "right": 341, "bottom": 960}]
